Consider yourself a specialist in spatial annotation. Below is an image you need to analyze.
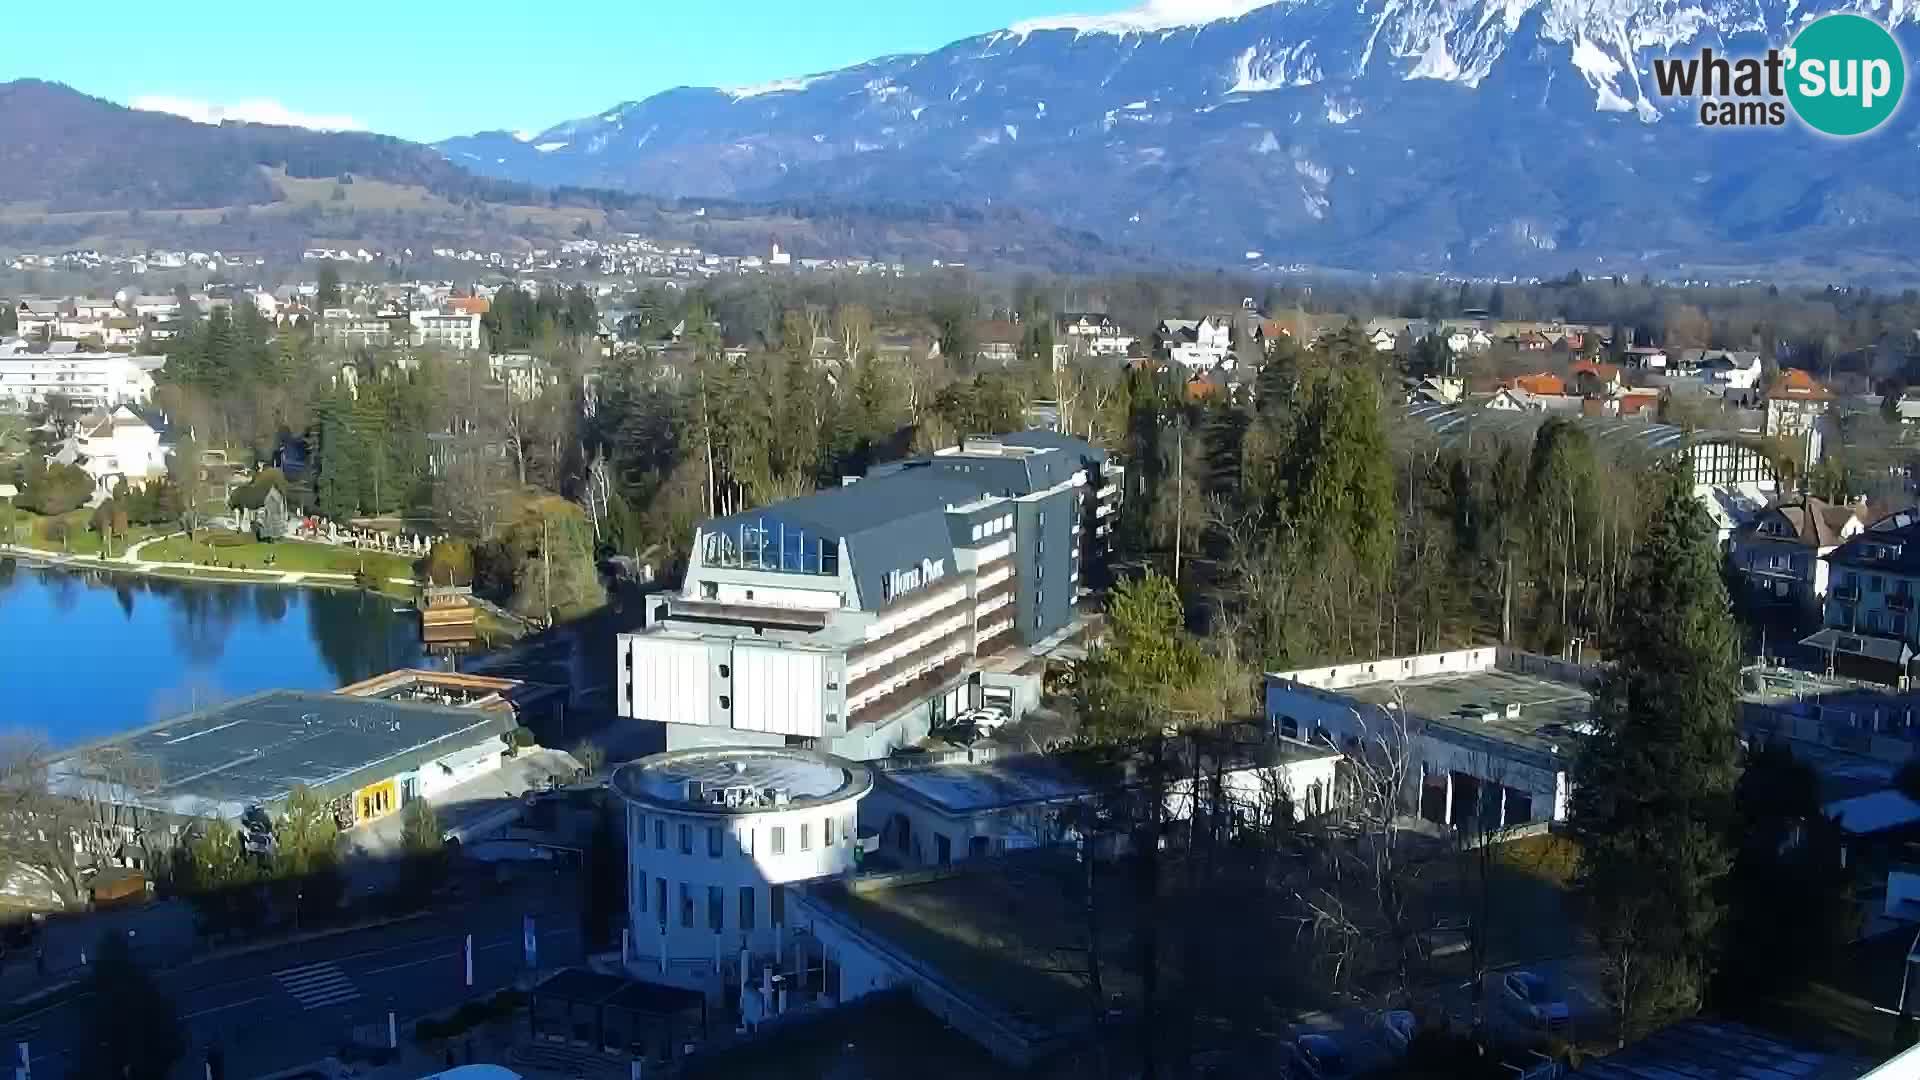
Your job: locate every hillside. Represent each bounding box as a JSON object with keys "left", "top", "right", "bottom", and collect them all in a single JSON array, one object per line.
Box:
[
  {"left": 0, "top": 81, "right": 1130, "bottom": 272},
  {"left": 0, "top": 80, "right": 544, "bottom": 212}
]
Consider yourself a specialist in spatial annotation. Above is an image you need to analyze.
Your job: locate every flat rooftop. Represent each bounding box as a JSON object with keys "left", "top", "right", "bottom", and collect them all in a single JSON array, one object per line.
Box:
[
  {"left": 806, "top": 852, "right": 1143, "bottom": 1032},
  {"left": 611, "top": 746, "right": 872, "bottom": 815},
  {"left": 880, "top": 755, "right": 1094, "bottom": 815},
  {"left": 49, "top": 690, "right": 516, "bottom": 820},
  {"left": 1345, "top": 668, "right": 1592, "bottom": 767}
]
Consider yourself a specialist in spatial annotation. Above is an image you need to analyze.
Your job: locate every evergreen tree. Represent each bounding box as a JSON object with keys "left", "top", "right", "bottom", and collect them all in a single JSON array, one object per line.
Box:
[
  {"left": 316, "top": 261, "right": 342, "bottom": 309},
  {"left": 1572, "top": 463, "right": 1741, "bottom": 1043},
  {"left": 1715, "top": 743, "right": 1856, "bottom": 1012},
  {"left": 73, "top": 933, "right": 184, "bottom": 1080}
]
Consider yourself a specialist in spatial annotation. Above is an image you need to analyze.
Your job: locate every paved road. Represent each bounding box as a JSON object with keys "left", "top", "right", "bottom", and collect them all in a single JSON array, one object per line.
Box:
[{"left": 8, "top": 879, "right": 588, "bottom": 1080}]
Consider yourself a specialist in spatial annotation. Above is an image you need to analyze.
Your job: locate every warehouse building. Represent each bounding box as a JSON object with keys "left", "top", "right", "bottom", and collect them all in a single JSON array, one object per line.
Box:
[
  {"left": 615, "top": 431, "right": 1122, "bottom": 760},
  {"left": 48, "top": 689, "right": 521, "bottom": 849}
]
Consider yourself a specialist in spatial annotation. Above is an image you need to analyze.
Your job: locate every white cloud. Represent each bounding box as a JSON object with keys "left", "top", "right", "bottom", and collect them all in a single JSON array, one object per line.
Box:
[
  {"left": 1012, "top": 0, "right": 1275, "bottom": 35},
  {"left": 129, "top": 95, "right": 366, "bottom": 132}
]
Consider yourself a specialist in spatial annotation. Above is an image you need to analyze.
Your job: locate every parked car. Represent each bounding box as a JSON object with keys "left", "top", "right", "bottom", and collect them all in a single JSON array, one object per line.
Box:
[
  {"left": 1497, "top": 971, "right": 1570, "bottom": 1034},
  {"left": 974, "top": 704, "right": 1013, "bottom": 731},
  {"left": 1288, "top": 1033, "right": 1351, "bottom": 1080}
]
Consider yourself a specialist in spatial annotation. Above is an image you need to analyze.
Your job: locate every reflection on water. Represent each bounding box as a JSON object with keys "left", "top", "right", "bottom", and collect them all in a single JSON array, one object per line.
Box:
[{"left": 0, "top": 561, "right": 425, "bottom": 744}]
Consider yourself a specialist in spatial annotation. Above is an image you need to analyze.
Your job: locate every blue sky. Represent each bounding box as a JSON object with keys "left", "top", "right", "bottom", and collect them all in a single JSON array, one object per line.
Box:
[{"left": 0, "top": 1, "right": 1150, "bottom": 144}]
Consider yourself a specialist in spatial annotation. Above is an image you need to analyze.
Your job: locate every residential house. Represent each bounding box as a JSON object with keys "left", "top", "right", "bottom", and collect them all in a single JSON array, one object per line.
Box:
[
  {"left": 1764, "top": 369, "right": 1834, "bottom": 441},
  {"left": 1254, "top": 319, "right": 1296, "bottom": 355},
  {"left": 1809, "top": 511, "right": 1920, "bottom": 676},
  {"left": 1366, "top": 326, "right": 1398, "bottom": 352},
  {"left": 1445, "top": 326, "right": 1492, "bottom": 354},
  {"left": 975, "top": 321, "right": 1023, "bottom": 366},
  {"left": 1056, "top": 314, "right": 1133, "bottom": 358},
  {"left": 126, "top": 295, "right": 181, "bottom": 322},
  {"left": 51, "top": 404, "right": 174, "bottom": 502},
  {"left": 1487, "top": 386, "right": 1582, "bottom": 413},
  {"left": 1701, "top": 351, "right": 1764, "bottom": 392},
  {"left": 1506, "top": 372, "right": 1569, "bottom": 396},
  {"left": 13, "top": 300, "right": 60, "bottom": 339},
  {"left": 874, "top": 333, "right": 937, "bottom": 365},
  {"left": 1729, "top": 495, "right": 1867, "bottom": 608},
  {"left": 1159, "top": 316, "right": 1232, "bottom": 369},
  {"left": 1622, "top": 346, "right": 1668, "bottom": 370},
  {"left": 1411, "top": 376, "right": 1464, "bottom": 406},
  {"left": 1569, "top": 359, "right": 1623, "bottom": 396}
]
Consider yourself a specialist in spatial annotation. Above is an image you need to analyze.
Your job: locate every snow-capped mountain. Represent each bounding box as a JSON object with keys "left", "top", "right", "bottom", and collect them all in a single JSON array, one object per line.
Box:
[{"left": 438, "top": 0, "right": 1920, "bottom": 276}]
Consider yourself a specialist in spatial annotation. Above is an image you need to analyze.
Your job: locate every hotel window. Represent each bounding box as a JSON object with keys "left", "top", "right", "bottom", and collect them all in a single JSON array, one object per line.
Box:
[
  {"left": 680, "top": 883, "right": 694, "bottom": 928},
  {"left": 708, "top": 886, "right": 724, "bottom": 932},
  {"left": 739, "top": 827, "right": 754, "bottom": 855},
  {"left": 800, "top": 823, "right": 812, "bottom": 851},
  {"left": 708, "top": 826, "right": 723, "bottom": 858},
  {"left": 655, "top": 878, "right": 667, "bottom": 925},
  {"left": 1873, "top": 576, "right": 1885, "bottom": 594},
  {"left": 771, "top": 826, "right": 786, "bottom": 855},
  {"left": 739, "top": 886, "right": 756, "bottom": 930},
  {"left": 635, "top": 870, "right": 646, "bottom": 912},
  {"left": 655, "top": 819, "right": 666, "bottom": 850},
  {"left": 679, "top": 823, "right": 692, "bottom": 855},
  {"left": 825, "top": 816, "right": 836, "bottom": 846}
]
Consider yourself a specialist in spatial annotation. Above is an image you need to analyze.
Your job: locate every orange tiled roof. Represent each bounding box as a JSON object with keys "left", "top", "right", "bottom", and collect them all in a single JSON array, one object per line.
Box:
[{"left": 1508, "top": 372, "right": 1566, "bottom": 396}]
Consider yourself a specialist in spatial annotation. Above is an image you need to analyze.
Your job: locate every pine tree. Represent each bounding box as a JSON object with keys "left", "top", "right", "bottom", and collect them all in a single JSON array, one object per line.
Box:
[
  {"left": 316, "top": 261, "right": 342, "bottom": 309},
  {"left": 1572, "top": 463, "right": 1741, "bottom": 1043}
]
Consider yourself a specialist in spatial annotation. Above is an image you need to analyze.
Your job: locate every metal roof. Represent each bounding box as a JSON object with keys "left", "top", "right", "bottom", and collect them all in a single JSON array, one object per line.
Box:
[
  {"left": 48, "top": 690, "right": 516, "bottom": 821},
  {"left": 701, "top": 433, "right": 1105, "bottom": 613},
  {"left": 1401, "top": 403, "right": 1764, "bottom": 471}
]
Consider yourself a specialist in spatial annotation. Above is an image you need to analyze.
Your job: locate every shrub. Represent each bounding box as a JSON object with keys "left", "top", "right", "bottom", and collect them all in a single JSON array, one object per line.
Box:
[
  {"left": 204, "top": 530, "right": 251, "bottom": 549},
  {"left": 422, "top": 539, "right": 474, "bottom": 587}
]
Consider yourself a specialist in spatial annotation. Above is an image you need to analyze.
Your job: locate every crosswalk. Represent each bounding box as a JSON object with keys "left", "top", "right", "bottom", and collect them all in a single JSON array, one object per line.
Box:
[{"left": 273, "top": 960, "right": 362, "bottom": 1010}]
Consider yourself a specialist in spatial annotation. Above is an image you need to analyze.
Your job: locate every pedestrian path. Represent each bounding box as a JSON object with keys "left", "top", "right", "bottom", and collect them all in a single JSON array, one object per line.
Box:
[{"left": 273, "top": 960, "right": 362, "bottom": 1009}]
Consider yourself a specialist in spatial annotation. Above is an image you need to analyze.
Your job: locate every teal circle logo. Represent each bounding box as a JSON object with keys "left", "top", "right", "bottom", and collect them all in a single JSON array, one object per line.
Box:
[{"left": 1786, "top": 14, "right": 1905, "bottom": 136}]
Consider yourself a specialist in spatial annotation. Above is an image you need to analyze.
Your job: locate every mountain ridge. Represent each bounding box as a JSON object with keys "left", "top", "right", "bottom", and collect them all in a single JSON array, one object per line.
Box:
[{"left": 435, "top": 0, "right": 1920, "bottom": 279}]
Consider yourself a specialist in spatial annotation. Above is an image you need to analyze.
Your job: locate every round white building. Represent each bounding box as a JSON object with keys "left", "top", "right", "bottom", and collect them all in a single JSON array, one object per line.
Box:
[{"left": 613, "top": 746, "right": 872, "bottom": 960}]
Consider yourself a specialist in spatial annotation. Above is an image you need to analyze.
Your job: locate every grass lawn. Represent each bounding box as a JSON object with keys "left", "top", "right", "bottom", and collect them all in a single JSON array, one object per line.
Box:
[
  {"left": 3, "top": 509, "right": 159, "bottom": 558},
  {"left": 142, "top": 531, "right": 417, "bottom": 582}
]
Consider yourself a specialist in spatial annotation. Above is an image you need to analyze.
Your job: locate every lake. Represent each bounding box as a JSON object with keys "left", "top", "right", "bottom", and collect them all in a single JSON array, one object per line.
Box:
[{"left": 0, "top": 559, "right": 426, "bottom": 745}]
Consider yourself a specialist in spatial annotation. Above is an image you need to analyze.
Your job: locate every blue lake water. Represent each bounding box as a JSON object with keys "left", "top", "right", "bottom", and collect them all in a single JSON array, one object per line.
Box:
[{"left": 0, "top": 560, "right": 425, "bottom": 744}]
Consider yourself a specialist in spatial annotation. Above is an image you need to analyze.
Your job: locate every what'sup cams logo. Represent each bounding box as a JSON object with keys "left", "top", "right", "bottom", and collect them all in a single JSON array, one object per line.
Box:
[{"left": 1651, "top": 13, "right": 1906, "bottom": 136}]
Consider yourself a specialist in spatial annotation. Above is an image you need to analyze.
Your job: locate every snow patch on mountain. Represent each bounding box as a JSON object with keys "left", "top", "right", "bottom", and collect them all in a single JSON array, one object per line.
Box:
[
  {"left": 1012, "top": 0, "right": 1274, "bottom": 36},
  {"left": 725, "top": 74, "right": 827, "bottom": 99},
  {"left": 1229, "top": 42, "right": 1323, "bottom": 91},
  {"left": 535, "top": 141, "right": 568, "bottom": 153}
]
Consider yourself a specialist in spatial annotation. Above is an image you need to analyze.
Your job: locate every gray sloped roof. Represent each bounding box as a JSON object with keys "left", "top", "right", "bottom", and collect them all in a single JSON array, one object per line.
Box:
[
  {"left": 1402, "top": 402, "right": 1765, "bottom": 473},
  {"left": 702, "top": 436, "right": 1103, "bottom": 612}
]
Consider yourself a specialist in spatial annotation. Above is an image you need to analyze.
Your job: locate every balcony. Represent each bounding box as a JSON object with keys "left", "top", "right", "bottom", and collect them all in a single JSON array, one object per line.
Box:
[
  {"left": 1833, "top": 584, "right": 1861, "bottom": 602},
  {"left": 1892, "top": 593, "right": 1915, "bottom": 612}
]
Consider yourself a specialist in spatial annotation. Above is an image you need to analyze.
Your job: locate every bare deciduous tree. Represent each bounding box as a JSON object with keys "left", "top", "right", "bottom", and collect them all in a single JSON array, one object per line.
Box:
[{"left": 0, "top": 736, "right": 161, "bottom": 910}]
